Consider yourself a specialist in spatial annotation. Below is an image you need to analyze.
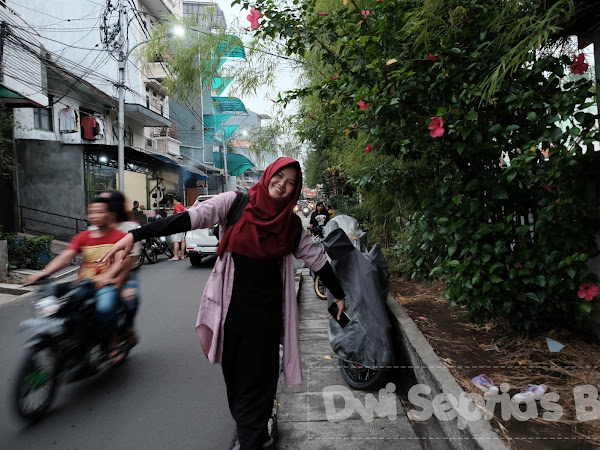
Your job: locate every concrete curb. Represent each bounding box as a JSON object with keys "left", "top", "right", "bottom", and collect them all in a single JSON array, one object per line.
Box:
[{"left": 387, "top": 295, "right": 508, "bottom": 450}]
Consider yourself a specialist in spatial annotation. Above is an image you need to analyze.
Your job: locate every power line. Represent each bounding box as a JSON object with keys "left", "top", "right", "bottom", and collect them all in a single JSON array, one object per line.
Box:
[{"left": 7, "top": 0, "right": 102, "bottom": 24}]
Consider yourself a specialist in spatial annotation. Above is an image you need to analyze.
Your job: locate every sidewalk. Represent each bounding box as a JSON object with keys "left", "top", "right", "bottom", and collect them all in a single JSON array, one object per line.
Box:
[{"left": 275, "top": 269, "right": 422, "bottom": 449}]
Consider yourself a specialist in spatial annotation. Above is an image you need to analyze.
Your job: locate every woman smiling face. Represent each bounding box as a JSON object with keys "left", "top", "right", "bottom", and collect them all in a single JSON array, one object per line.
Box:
[{"left": 268, "top": 167, "right": 298, "bottom": 199}]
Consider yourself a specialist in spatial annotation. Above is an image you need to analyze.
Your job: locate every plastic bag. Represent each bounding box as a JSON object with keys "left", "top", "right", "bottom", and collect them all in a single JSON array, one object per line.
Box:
[{"left": 323, "top": 215, "right": 368, "bottom": 252}]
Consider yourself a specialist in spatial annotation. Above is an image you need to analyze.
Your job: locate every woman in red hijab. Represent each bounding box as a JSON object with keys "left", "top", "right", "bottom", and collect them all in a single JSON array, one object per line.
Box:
[{"left": 99, "top": 158, "right": 346, "bottom": 450}]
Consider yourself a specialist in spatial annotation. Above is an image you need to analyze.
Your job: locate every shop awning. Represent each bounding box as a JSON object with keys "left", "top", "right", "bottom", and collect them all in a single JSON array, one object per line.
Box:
[
  {"left": 217, "top": 35, "right": 246, "bottom": 58},
  {"left": 83, "top": 144, "right": 208, "bottom": 180},
  {"left": 0, "top": 84, "right": 45, "bottom": 107},
  {"left": 212, "top": 97, "right": 247, "bottom": 114},
  {"left": 213, "top": 152, "right": 255, "bottom": 176},
  {"left": 212, "top": 77, "right": 233, "bottom": 96}
]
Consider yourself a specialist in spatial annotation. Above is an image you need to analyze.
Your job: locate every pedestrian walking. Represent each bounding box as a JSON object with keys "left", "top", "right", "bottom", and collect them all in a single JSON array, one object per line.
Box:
[
  {"left": 169, "top": 195, "right": 186, "bottom": 260},
  {"left": 98, "top": 157, "right": 346, "bottom": 449},
  {"left": 309, "top": 201, "right": 331, "bottom": 238}
]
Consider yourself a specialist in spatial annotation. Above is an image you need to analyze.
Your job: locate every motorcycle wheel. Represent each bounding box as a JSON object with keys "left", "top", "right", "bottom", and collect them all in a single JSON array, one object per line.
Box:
[
  {"left": 339, "top": 359, "right": 388, "bottom": 390},
  {"left": 131, "top": 252, "right": 144, "bottom": 270},
  {"left": 314, "top": 275, "right": 327, "bottom": 300},
  {"left": 143, "top": 247, "right": 157, "bottom": 264},
  {"left": 13, "top": 343, "right": 60, "bottom": 421},
  {"left": 164, "top": 246, "right": 174, "bottom": 259}
]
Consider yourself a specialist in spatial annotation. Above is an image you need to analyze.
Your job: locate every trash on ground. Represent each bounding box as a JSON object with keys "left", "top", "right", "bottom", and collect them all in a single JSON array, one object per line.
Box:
[
  {"left": 471, "top": 374, "right": 499, "bottom": 394},
  {"left": 546, "top": 337, "right": 565, "bottom": 353},
  {"left": 512, "top": 384, "right": 548, "bottom": 402}
]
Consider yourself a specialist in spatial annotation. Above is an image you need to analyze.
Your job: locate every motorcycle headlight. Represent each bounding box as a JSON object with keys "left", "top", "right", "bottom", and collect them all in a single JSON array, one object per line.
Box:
[{"left": 34, "top": 296, "right": 64, "bottom": 317}]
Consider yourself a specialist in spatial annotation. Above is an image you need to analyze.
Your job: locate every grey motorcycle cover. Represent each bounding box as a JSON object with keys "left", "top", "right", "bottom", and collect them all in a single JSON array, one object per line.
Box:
[{"left": 323, "top": 228, "right": 394, "bottom": 369}]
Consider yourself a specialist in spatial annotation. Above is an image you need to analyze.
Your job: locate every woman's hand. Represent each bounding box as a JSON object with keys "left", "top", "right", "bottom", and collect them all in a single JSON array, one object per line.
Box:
[
  {"left": 97, "top": 233, "right": 135, "bottom": 264},
  {"left": 328, "top": 299, "right": 346, "bottom": 321},
  {"left": 335, "top": 299, "right": 346, "bottom": 320}
]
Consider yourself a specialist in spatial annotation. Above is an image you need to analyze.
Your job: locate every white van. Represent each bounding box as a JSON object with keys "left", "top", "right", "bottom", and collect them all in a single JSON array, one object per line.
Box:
[{"left": 185, "top": 195, "right": 219, "bottom": 266}]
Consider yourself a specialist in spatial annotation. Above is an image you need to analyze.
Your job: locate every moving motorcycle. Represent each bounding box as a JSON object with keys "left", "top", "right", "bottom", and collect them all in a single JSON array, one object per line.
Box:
[
  {"left": 140, "top": 214, "right": 174, "bottom": 264},
  {"left": 13, "top": 278, "right": 135, "bottom": 421}
]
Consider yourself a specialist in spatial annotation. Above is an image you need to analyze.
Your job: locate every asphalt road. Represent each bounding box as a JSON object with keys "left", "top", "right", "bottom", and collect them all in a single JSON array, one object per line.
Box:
[{"left": 0, "top": 255, "right": 236, "bottom": 450}]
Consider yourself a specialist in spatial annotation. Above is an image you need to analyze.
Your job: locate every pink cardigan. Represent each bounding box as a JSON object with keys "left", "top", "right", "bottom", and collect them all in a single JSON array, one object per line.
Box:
[{"left": 189, "top": 191, "right": 328, "bottom": 385}]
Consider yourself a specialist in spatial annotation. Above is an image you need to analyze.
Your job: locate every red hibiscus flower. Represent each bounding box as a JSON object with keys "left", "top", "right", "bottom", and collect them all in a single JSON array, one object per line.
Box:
[
  {"left": 427, "top": 53, "right": 438, "bottom": 62},
  {"left": 247, "top": 8, "right": 261, "bottom": 30},
  {"left": 570, "top": 53, "right": 589, "bottom": 75},
  {"left": 358, "top": 20, "right": 363, "bottom": 25},
  {"left": 364, "top": 144, "right": 373, "bottom": 154},
  {"left": 578, "top": 283, "right": 599, "bottom": 301},
  {"left": 428, "top": 116, "right": 445, "bottom": 138},
  {"left": 361, "top": 10, "right": 370, "bottom": 17},
  {"left": 358, "top": 100, "right": 371, "bottom": 110}
]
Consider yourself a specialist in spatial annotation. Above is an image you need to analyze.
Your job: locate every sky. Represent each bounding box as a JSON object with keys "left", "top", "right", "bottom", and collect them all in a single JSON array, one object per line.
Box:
[{"left": 213, "top": 0, "right": 299, "bottom": 117}]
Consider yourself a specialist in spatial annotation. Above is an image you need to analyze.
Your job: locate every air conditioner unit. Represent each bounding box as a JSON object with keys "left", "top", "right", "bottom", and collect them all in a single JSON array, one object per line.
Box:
[{"left": 146, "top": 137, "right": 158, "bottom": 149}]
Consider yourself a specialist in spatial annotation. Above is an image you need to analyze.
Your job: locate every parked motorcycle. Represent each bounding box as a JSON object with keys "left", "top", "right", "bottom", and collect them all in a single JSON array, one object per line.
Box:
[
  {"left": 12, "top": 278, "right": 135, "bottom": 421},
  {"left": 309, "top": 231, "right": 327, "bottom": 300},
  {"left": 322, "top": 218, "right": 392, "bottom": 391},
  {"left": 140, "top": 214, "right": 174, "bottom": 264},
  {"left": 131, "top": 250, "right": 144, "bottom": 270}
]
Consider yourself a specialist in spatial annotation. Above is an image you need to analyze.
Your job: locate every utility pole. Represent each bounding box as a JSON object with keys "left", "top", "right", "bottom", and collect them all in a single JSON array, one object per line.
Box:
[
  {"left": 222, "top": 121, "right": 229, "bottom": 191},
  {"left": 117, "top": 2, "right": 126, "bottom": 191}
]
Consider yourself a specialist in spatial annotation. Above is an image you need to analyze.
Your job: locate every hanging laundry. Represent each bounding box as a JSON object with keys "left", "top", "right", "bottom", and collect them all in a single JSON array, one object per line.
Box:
[
  {"left": 95, "top": 116, "right": 106, "bottom": 139},
  {"left": 58, "top": 107, "right": 77, "bottom": 133},
  {"left": 81, "top": 115, "right": 98, "bottom": 140}
]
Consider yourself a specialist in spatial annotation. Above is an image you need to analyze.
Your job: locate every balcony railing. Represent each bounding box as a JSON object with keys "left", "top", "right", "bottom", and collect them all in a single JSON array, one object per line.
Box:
[
  {"left": 145, "top": 62, "right": 167, "bottom": 82},
  {"left": 151, "top": 123, "right": 178, "bottom": 140}
]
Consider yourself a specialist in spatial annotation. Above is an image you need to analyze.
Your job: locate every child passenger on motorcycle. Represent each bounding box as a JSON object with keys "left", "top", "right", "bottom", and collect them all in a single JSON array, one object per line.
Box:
[
  {"left": 25, "top": 195, "right": 128, "bottom": 363},
  {"left": 91, "top": 190, "right": 141, "bottom": 349}
]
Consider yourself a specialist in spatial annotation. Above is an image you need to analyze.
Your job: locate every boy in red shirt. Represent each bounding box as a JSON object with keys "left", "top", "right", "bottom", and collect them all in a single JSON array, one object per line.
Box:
[{"left": 26, "top": 196, "right": 128, "bottom": 362}]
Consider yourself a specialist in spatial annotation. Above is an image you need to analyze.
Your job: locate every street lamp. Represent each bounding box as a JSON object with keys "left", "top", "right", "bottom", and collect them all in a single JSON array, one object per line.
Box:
[{"left": 116, "top": 8, "right": 183, "bottom": 190}]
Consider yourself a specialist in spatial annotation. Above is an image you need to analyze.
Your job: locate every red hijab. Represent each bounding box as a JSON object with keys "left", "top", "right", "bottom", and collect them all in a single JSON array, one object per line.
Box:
[{"left": 217, "top": 157, "right": 302, "bottom": 260}]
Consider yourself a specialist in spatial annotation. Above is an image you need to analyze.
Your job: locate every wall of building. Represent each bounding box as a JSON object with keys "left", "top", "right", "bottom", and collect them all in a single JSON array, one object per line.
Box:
[
  {"left": 15, "top": 140, "right": 86, "bottom": 239},
  {"left": 123, "top": 170, "right": 149, "bottom": 211},
  {"left": 0, "top": 4, "right": 48, "bottom": 106}
]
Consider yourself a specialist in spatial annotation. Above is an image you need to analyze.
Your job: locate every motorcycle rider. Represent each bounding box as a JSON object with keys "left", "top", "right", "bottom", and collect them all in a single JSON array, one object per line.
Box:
[{"left": 25, "top": 194, "right": 128, "bottom": 363}]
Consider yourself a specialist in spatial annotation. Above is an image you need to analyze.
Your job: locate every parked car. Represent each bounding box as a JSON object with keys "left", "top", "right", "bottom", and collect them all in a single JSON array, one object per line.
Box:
[{"left": 185, "top": 195, "right": 219, "bottom": 266}]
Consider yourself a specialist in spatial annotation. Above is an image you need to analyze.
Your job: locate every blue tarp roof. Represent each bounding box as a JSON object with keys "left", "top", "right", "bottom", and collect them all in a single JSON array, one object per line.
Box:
[
  {"left": 212, "top": 96, "right": 247, "bottom": 114},
  {"left": 213, "top": 152, "right": 255, "bottom": 176},
  {"left": 217, "top": 35, "right": 246, "bottom": 59}
]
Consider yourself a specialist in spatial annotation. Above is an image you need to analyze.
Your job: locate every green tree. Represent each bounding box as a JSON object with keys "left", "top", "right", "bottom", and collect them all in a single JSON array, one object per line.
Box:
[
  {"left": 0, "top": 103, "right": 16, "bottom": 181},
  {"left": 234, "top": 0, "right": 600, "bottom": 331}
]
